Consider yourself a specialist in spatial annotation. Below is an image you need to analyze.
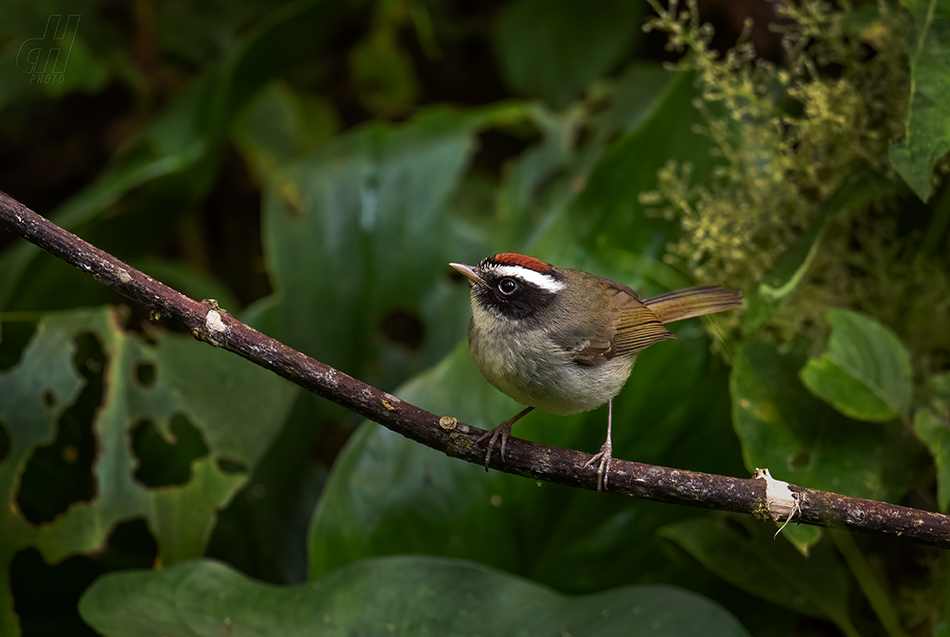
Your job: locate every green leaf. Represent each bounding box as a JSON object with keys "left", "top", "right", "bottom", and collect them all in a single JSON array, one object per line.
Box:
[
  {"left": 913, "top": 372, "right": 950, "bottom": 511},
  {"left": 305, "top": 77, "right": 745, "bottom": 590},
  {"left": 731, "top": 341, "right": 924, "bottom": 507},
  {"left": 79, "top": 556, "right": 752, "bottom": 637},
  {"left": 349, "top": 26, "right": 420, "bottom": 116},
  {"left": 306, "top": 345, "right": 525, "bottom": 577},
  {"left": 0, "top": 8, "right": 123, "bottom": 108},
  {"left": 248, "top": 104, "right": 528, "bottom": 386},
  {"left": 231, "top": 80, "right": 339, "bottom": 181},
  {"left": 888, "top": 0, "right": 950, "bottom": 202},
  {"left": 660, "top": 515, "right": 857, "bottom": 636},
  {"left": 589, "top": 63, "right": 676, "bottom": 137},
  {"left": 128, "top": 257, "right": 241, "bottom": 314},
  {"left": 0, "top": 307, "right": 296, "bottom": 635},
  {"left": 568, "top": 71, "right": 718, "bottom": 258},
  {"left": 0, "top": 134, "right": 205, "bottom": 310},
  {"left": 491, "top": 104, "right": 588, "bottom": 247},
  {"left": 0, "top": 0, "right": 353, "bottom": 312},
  {"left": 309, "top": 330, "right": 743, "bottom": 592},
  {"left": 799, "top": 310, "right": 912, "bottom": 422},
  {"left": 492, "top": 0, "right": 642, "bottom": 108},
  {"left": 742, "top": 169, "right": 900, "bottom": 332}
]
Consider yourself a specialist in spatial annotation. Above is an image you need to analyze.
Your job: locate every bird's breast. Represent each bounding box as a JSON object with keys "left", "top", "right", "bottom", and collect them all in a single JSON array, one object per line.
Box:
[{"left": 468, "top": 317, "right": 636, "bottom": 415}]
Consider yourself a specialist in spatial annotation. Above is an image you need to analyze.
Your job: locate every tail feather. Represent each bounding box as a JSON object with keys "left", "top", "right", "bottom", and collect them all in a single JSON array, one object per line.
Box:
[{"left": 644, "top": 285, "right": 743, "bottom": 324}]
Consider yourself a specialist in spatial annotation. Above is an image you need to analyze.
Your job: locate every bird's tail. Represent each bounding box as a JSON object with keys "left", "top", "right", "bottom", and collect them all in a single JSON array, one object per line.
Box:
[{"left": 644, "top": 286, "right": 743, "bottom": 324}]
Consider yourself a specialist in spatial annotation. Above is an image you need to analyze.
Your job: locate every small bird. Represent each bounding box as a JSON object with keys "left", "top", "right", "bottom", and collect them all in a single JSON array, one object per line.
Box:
[{"left": 451, "top": 253, "right": 742, "bottom": 491}]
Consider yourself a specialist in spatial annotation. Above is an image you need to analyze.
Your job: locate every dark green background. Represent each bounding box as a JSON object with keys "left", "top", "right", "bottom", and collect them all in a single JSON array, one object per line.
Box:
[{"left": 1, "top": 1, "right": 949, "bottom": 635}]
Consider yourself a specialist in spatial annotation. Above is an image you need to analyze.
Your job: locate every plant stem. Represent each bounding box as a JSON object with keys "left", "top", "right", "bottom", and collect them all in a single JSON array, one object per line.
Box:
[{"left": 832, "top": 530, "right": 909, "bottom": 637}]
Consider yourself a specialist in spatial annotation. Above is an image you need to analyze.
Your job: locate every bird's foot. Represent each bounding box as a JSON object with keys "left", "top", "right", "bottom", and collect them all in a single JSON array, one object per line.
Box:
[
  {"left": 476, "top": 421, "right": 513, "bottom": 470},
  {"left": 475, "top": 406, "right": 533, "bottom": 471},
  {"left": 582, "top": 441, "right": 613, "bottom": 492}
]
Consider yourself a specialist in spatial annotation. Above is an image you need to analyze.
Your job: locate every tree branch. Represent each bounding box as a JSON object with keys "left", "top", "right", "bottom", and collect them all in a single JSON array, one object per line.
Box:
[{"left": 2, "top": 189, "right": 949, "bottom": 549}]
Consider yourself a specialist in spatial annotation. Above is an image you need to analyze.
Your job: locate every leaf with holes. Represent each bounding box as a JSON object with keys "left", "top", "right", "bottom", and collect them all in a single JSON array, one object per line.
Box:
[{"left": 0, "top": 307, "right": 296, "bottom": 635}]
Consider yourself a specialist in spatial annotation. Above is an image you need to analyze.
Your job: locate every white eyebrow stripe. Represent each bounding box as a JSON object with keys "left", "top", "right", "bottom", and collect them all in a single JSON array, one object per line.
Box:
[{"left": 490, "top": 264, "right": 565, "bottom": 292}]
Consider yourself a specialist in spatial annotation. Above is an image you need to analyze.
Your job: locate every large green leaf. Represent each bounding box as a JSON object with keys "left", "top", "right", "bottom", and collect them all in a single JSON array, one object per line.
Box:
[
  {"left": 492, "top": 0, "right": 642, "bottom": 108},
  {"left": 889, "top": 0, "right": 950, "bottom": 202},
  {"left": 79, "top": 555, "right": 752, "bottom": 637},
  {"left": 226, "top": 103, "right": 530, "bottom": 582},
  {"left": 308, "top": 329, "right": 742, "bottom": 593},
  {"left": 306, "top": 64, "right": 745, "bottom": 594},
  {"left": 248, "top": 104, "right": 529, "bottom": 387},
  {"left": 0, "top": 307, "right": 296, "bottom": 636},
  {"left": 799, "top": 310, "right": 913, "bottom": 422},
  {"left": 731, "top": 341, "right": 924, "bottom": 508},
  {"left": 660, "top": 515, "right": 857, "bottom": 636}
]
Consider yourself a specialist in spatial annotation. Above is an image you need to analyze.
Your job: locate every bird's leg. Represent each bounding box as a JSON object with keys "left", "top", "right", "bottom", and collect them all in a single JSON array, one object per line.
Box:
[
  {"left": 477, "top": 406, "right": 534, "bottom": 470},
  {"left": 582, "top": 399, "right": 614, "bottom": 491}
]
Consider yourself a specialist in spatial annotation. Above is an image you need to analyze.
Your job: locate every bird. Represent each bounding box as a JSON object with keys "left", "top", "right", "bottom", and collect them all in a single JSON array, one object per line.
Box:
[{"left": 450, "top": 253, "right": 742, "bottom": 491}]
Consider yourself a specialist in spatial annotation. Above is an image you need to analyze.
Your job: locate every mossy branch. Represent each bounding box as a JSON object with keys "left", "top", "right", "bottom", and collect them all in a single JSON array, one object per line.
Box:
[{"left": 2, "top": 190, "right": 949, "bottom": 548}]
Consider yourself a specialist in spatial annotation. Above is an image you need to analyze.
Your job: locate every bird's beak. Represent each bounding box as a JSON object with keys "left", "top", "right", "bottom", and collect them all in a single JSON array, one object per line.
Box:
[{"left": 450, "top": 262, "right": 483, "bottom": 285}]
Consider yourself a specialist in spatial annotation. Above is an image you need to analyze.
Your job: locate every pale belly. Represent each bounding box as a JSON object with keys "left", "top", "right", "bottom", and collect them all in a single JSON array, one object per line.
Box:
[{"left": 469, "top": 323, "right": 636, "bottom": 415}]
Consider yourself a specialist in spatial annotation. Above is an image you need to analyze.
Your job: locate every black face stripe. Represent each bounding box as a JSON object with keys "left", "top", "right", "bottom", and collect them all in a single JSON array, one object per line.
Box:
[{"left": 474, "top": 271, "right": 556, "bottom": 320}]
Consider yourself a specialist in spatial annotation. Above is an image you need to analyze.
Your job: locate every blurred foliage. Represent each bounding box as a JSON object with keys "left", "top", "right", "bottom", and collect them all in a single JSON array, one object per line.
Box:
[
  {"left": 79, "top": 556, "right": 752, "bottom": 637},
  {"left": 0, "top": 0, "right": 949, "bottom": 636}
]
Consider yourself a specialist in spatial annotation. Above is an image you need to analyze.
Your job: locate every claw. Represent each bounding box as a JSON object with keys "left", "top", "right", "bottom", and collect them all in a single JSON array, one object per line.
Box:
[
  {"left": 583, "top": 443, "right": 612, "bottom": 491},
  {"left": 477, "top": 423, "right": 509, "bottom": 469},
  {"left": 477, "top": 406, "right": 533, "bottom": 470},
  {"left": 582, "top": 398, "right": 615, "bottom": 491}
]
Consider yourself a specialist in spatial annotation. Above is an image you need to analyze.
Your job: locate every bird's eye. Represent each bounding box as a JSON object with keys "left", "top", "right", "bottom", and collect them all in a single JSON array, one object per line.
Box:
[{"left": 498, "top": 278, "right": 519, "bottom": 295}]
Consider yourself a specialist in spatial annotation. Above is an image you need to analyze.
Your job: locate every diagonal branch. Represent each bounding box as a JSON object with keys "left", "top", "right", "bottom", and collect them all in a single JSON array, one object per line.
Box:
[{"left": 2, "top": 189, "right": 949, "bottom": 549}]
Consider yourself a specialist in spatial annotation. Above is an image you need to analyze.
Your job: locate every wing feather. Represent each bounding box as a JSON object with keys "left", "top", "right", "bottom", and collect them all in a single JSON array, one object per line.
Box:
[{"left": 570, "top": 277, "right": 674, "bottom": 366}]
